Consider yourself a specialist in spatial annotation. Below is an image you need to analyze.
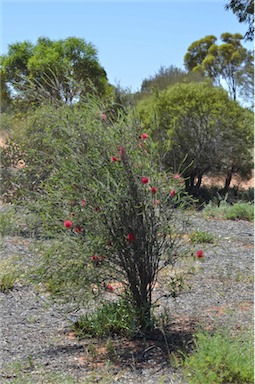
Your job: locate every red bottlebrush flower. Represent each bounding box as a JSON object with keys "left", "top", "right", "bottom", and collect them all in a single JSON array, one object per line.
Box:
[
  {"left": 174, "top": 174, "right": 181, "bottom": 179},
  {"left": 141, "top": 133, "right": 149, "bottom": 140},
  {"left": 74, "top": 226, "right": 82, "bottom": 233},
  {"left": 196, "top": 250, "right": 204, "bottom": 259},
  {"left": 127, "top": 233, "right": 135, "bottom": 243},
  {"left": 81, "top": 199, "right": 86, "bottom": 207},
  {"left": 151, "top": 186, "right": 157, "bottom": 194},
  {"left": 141, "top": 176, "right": 149, "bottom": 184},
  {"left": 154, "top": 199, "right": 159, "bottom": 205},
  {"left": 64, "top": 220, "right": 72, "bottom": 228},
  {"left": 105, "top": 284, "right": 114, "bottom": 292},
  {"left": 91, "top": 255, "right": 105, "bottom": 261},
  {"left": 170, "top": 189, "right": 176, "bottom": 197},
  {"left": 117, "top": 145, "right": 125, "bottom": 157},
  {"left": 111, "top": 156, "right": 119, "bottom": 162}
]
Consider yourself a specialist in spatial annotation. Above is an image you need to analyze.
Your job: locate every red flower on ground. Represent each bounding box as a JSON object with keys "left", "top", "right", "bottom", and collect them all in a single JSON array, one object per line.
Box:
[
  {"left": 111, "top": 156, "right": 119, "bottom": 162},
  {"left": 127, "top": 233, "right": 135, "bottom": 242},
  {"left": 174, "top": 174, "right": 181, "bottom": 179},
  {"left": 141, "top": 133, "right": 149, "bottom": 140},
  {"left": 64, "top": 220, "right": 72, "bottom": 228},
  {"left": 196, "top": 250, "right": 204, "bottom": 259},
  {"left": 154, "top": 199, "right": 159, "bottom": 205},
  {"left": 105, "top": 284, "right": 115, "bottom": 292},
  {"left": 141, "top": 176, "right": 149, "bottom": 184},
  {"left": 81, "top": 199, "right": 86, "bottom": 207},
  {"left": 170, "top": 189, "right": 176, "bottom": 197},
  {"left": 151, "top": 187, "right": 157, "bottom": 194}
]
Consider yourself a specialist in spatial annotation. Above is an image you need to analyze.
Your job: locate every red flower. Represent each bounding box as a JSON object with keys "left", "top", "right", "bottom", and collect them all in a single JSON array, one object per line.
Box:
[
  {"left": 91, "top": 255, "right": 105, "bottom": 262},
  {"left": 174, "top": 174, "right": 181, "bottom": 179},
  {"left": 151, "top": 187, "right": 157, "bottom": 194},
  {"left": 117, "top": 145, "right": 125, "bottom": 157},
  {"left": 154, "top": 199, "right": 159, "bottom": 205},
  {"left": 141, "top": 176, "right": 149, "bottom": 184},
  {"left": 81, "top": 199, "right": 86, "bottom": 207},
  {"left": 111, "top": 156, "right": 119, "bottom": 162},
  {"left": 196, "top": 250, "right": 204, "bottom": 259},
  {"left": 64, "top": 220, "right": 72, "bottom": 228},
  {"left": 170, "top": 189, "right": 176, "bottom": 197},
  {"left": 105, "top": 284, "right": 115, "bottom": 292},
  {"left": 141, "top": 133, "right": 149, "bottom": 140},
  {"left": 127, "top": 233, "right": 135, "bottom": 242},
  {"left": 74, "top": 226, "right": 82, "bottom": 233}
]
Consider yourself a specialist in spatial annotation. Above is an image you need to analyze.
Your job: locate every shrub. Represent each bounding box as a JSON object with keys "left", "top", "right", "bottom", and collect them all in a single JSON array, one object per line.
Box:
[
  {"left": 74, "top": 298, "right": 141, "bottom": 338},
  {"left": 225, "top": 202, "right": 254, "bottom": 221},
  {"left": 189, "top": 230, "right": 214, "bottom": 244},
  {"left": 183, "top": 327, "right": 254, "bottom": 383},
  {"left": 10, "top": 97, "right": 193, "bottom": 332}
]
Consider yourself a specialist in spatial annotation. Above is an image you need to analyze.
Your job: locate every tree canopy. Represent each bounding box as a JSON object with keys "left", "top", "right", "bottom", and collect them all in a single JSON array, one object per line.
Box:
[
  {"left": 137, "top": 81, "right": 254, "bottom": 192},
  {"left": 225, "top": 0, "right": 254, "bottom": 41},
  {"left": 0, "top": 36, "right": 111, "bottom": 106},
  {"left": 184, "top": 33, "right": 253, "bottom": 102}
]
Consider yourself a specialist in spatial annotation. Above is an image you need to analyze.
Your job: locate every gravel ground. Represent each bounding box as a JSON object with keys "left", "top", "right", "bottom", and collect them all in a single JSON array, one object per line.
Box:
[{"left": 0, "top": 212, "right": 254, "bottom": 383}]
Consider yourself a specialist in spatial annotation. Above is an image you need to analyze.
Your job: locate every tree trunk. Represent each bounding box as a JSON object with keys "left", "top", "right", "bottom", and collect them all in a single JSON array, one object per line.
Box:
[
  {"left": 224, "top": 170, "right": 233, "bottom": 193},
  {"left": 195, "top": 173, "right": 203, "bottom": 189}
]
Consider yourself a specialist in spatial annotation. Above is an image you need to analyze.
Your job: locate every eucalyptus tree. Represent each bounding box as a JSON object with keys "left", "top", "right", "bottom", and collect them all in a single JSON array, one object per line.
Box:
[
  {"left": 0, "top": 36, "right": 111, "bottom": 105},
  {"left": 137, "top": 81, "right": 254, "bottom": 192},
  {"left": 225, "top": 0, "right": 254, "bottom": 41},
  {"left": 184, "top": 33, "right": 253, "bottom": 101}
]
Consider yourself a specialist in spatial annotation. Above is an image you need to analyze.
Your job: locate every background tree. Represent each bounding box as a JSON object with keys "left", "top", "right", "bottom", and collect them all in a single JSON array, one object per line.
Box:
[
  {"left": 225, "top": 0, "right": 254, "bottom": 41},
  {"left": 184, "top": 33, "right": 253, "bottom": 101},
  {"left": 137, "top": 81, "right": 254, "bottom": 193},
  {"left": 184, "top": 35, "right": 217, "bottom": 73},
  {"left": 139, "top": 64, "right": 206, "bottom": 95},
  {"left": 0, "top": 36, "right": 111, "bottom": 105}
]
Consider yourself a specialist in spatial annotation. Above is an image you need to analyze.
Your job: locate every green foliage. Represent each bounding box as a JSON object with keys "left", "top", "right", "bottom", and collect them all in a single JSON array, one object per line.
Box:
[
  {"left": 0, "top": 271, "right": 16, "bottom": 292},
  {"left": 225, "top": 202, "right": 254, "bottom": 221},
  {"left": 184, "top": 32, "right": 253, "bottom": 102},
  {"left": 0, "top": 258, "right": 20, "bottom": 292},
  {"left": 203, "top": 201, "right": 254, "bottom": 221},
  {"left": 225, "top": 0, "right": 254, "bottom": 41},
  {"left": 139, "top": 65, "right": 204, "bottom": 94},
  {"left": 137, "top": 81, "right": 254, "bottom": 192},
  {"left": 1, "top": 36, "right": 111, "bottom": 106},
  {"left": 3, "top": 96, "right": 192, "bottom": 331},
  {"left": 183, "top": 327, "right": 254, "bottom": 383},
  {"left": 74, "top": 298, "right": 142, "bottom": 338},
  {"left": 189, "top": 231, "right": 214, "bottom": 244},
  {"left": 0, "top": 206, "right": 41, "bottom": 237}
]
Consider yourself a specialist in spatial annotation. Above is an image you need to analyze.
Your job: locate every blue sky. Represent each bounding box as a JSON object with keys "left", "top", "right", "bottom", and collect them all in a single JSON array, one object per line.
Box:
[{"left": 1, "top": 1, "right": 253, "bottom": 92}]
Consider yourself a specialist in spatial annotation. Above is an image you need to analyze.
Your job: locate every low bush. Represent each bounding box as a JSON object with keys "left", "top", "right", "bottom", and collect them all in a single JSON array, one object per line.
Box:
[
  {"left": 74, "top": 298, "right": 142, "bottom": 338},
  {"left": 189, "top": 230, "right": 214, "bottom": 244},
  {"left": 225, "top": 202, "right": 254, "bottom": 221},
  {"left": 183, "top": 327, "right": 254, "bottom": 384},
  {"left": 203, "top": 201, "right": 254, "bottom": 221}
]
